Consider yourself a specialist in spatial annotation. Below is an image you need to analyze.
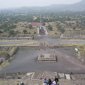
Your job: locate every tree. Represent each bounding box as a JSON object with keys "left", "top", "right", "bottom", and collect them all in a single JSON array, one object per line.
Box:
[
  {"left": 9, "top": 30, "right": 16, "bottom": 36},
  {"left": 28, "top": 24, "right": 33, "bottom": 29},
  {"left": 73, "top": 27, "right": 76, "bottom": 30},
  {"left": 0, "top": 30, "right": 3, "bottom": 33},
  {"left": 58, "top": 27, "right": 65, "bottom": 34},
  {"left": 47, "top": 24, "right": 53, "bottom": 31},
  {"left": 10, "top": 24, "right": 16, "bottom": 29},
  {"left": 60, "top": 28, "right": 65, "bottom": 34},
  {"left": 55, "top": 32, "right": 57, "bottom": 35},
  {"left": 23, "top": 30, "right": 28, "bottom": 34},
  {"left": 34, "top": 31, "right": 36, "bottom": 34},
  {"left": 28, "top": 32, "right": 31, "bottom": 34}
]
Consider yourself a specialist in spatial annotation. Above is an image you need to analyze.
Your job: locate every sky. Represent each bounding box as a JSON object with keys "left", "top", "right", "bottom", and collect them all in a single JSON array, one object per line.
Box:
[{"left": 0, "top": 0, "right": 81, "bottom": 9}]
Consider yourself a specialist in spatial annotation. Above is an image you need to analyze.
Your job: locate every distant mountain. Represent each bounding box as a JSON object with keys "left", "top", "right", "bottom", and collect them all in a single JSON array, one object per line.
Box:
[
  {"left": 19, "top": 0, "right": 85, "bottom": 12},
  {"left": 45, "top": 0, "right": 85, "bottom": 11},
  {"left": 0, "top": 0, "right": 85, "bottom": 13}
]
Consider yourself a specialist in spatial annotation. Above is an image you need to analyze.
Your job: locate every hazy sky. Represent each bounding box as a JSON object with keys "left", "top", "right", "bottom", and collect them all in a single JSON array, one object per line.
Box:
[{"left": 0, "top": 0, "right": 81, "bottom": 9}]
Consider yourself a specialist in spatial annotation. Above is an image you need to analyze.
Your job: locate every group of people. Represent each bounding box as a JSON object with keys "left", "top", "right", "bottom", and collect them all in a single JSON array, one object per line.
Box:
[
  {"left": 17, "top": 81, "right": 25, "bottom": 85},
  {"left": 43, "top": 77, "right": 59, "bottom": 85},
  {"left": 17, "top": 77, "right": 59, "bottom": 85}
]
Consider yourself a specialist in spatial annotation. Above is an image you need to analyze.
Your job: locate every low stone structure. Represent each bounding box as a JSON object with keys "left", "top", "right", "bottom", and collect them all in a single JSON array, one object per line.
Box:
[{"left": 37, "top": 53, "right": 57, "bottom": 61}]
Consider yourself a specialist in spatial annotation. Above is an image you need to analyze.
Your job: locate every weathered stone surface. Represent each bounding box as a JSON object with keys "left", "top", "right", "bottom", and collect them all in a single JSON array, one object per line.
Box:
[
  {"left": 37, "top": 54, "right": 57, "bottom": 61},
  {"left": 65, "top": 74, "right": 71, "bottom": 80},
  {"left": 58, "top": 73, "right": 65, "bottom": 79}
]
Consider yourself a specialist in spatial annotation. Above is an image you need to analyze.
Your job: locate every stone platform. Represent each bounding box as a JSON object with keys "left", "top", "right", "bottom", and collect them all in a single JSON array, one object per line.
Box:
[{"left": 37, "top": 53, "right": 57, "bottom": 61}]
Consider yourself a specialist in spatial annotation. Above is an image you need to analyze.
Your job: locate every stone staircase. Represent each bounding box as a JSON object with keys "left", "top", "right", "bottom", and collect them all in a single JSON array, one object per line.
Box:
[
  {"left": 0, "top": 72, "right": 85, "bottom": 85},
  {"left": 59, "top": 79, "right": 74, "bottom": 85},
  {"left": 32, "top": 71, "right": 58, "bottom": 79}
]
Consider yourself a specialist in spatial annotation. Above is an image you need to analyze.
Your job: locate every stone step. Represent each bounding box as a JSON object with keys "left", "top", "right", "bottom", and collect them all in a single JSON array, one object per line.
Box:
[{"left": 59, "top": 79, "right": 74, "bottom": 85}]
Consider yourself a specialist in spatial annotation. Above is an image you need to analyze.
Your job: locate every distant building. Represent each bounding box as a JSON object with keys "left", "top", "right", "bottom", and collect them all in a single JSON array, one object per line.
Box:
[
  {"left": 29, "top": 22, "right": 46, "bottom": 27},
  {"left": 30, "top": 22, "right": 42, "bottom": 27},
  {"left": 38, "top": 26, "right": 48, "bottom": 35}
]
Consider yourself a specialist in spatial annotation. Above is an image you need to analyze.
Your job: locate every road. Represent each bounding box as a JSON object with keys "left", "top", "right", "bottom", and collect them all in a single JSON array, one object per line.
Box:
[
  {"left": 0, "top": 38, "right": 85, "bottom": 46},
  {"left": 0, "top": 40, "right": 39, "bottom": 46},
  {"left": 0, "top": 39, "right": 85, "bottom": 46}
]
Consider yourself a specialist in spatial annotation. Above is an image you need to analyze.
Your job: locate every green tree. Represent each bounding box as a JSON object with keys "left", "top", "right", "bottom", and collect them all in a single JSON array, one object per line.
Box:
[
  {"left": 73, "top": 27, "right": 76, "bottom": 30},
  {"left": 29, "top": 24, "right": 33, "bottom": 29},
  {"left": 47, "top": 24, "right": 53, "bottom": 31},
  {"left": 9, "top": 30, "right": 16, "bottom": 36},
  {"left": 58, "top": 26, "right": 65, "bottom": 34},
  {"left": 34, "top": 31, "right": 36, "bottom": 34},
  {"left": 59, "top": 27, "right": 65, "bottom": 34},
  {"left": 28, "top": 32, "right": 31, "bottom": 34},
  {"left": 0, "top": 30, "right": 3, "bottom": 33},
  {"left": 23, "top": 30, "right": 28, "bottom": 34}
]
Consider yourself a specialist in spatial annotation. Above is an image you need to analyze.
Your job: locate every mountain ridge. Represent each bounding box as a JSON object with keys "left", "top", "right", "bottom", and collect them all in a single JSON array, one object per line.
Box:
[
  {"left": 21, "top": 0, "right": 85, "bottom": 12},
  {"left": 0, "top": 0, "right": 85, "bottom": 12},
  {"left": 46, "top": 0, "right": 85, "bottom": 11}
]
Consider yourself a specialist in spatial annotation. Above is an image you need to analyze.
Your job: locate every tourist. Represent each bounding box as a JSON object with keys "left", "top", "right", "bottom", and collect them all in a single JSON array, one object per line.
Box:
[
  {"left": 43, "top": 78, "right": 48, "bottom": 85},
  {"left": 17, "top": 82, "right": 19, "bottom": 85},
  {"left": 48, "top": 78, "right": 52, "bottom": 85},
  {"left": 17, "top": 81, "right": 19, "bottom": 85},
  {"left": 20, "top": 81, "right": 25, "bottom": 85},
  {"left": 52, "top": 80, "right": 56, "bottom": 85},
  {"left": 55, "top": 77, "right": 59, "bottom": 85}
]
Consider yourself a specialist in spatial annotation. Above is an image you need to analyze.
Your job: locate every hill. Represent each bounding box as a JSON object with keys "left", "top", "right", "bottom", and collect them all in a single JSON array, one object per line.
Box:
[{"left": 0, "top": 0, "right": 85, "bottom": 13}]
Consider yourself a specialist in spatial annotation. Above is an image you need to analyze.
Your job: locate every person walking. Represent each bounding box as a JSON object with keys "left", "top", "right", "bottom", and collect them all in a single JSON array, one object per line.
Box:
[
  {"left": 52, "top": 80, "right": 56, "bottom": 85},
  {"left": 55, "top": 77, "right": 59, "bottom": 83},
  {"left": 55, "top": 77, "right": 59, "bottom": 85},
  {"left": 20, "top": 81, "right": 25, "bottom": 85},
  {"left": 43, "top": 78, "right": 48, "bottom": 85},
  {"left": 48, "top": 78, "right": 52, "bottom": 85}
]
